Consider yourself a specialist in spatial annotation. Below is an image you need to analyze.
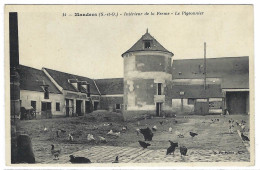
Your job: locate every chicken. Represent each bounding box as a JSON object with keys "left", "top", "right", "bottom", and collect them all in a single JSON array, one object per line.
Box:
[
  {"left": 139, "top": 127, "right": 153, "bottom": 141},
  {"left": 107, "top": 130, "right": 113, "bottom": 135},
  {"left": 68, "top": 134, "right": 74, "bottom": 141},
  {"left": 241, "top": 133, "right": 250, "bottom": 141},
  {"left": 122, "top": 126, "right": 127, "bottom": 132},
  {"left": 112, "top": 156, "right": 119, "bottom": 163},
  {"left": 107, "top": 130, "right": 120, "bottom": 137},
  {"left": 87, "top": 134, "right": 95, "bottom": 141},
  {"left": 98, "top": 136, "right": 107, "bottom": 143},
  {"left": 189, "top": 132, "right": 198, "bottom": 138},
  {"left": 169, "top": 127, "right": 173, "bottom": 133},
  {"left": 152, "top": 125, "right": 157, "bottom": 131},
  {"left": 114, "top": 132, "right": 120, "bottom": 137},
  {"left": 43, "top": 126, "right": 48, "bottom": 132},
  {"left": 69, "top": 155, "right": 91, "bottom": 163},
  {"left": 180, "top": 146, "right": 188, "bottom": 156},
  {"left": 166, "top": 142, "right": 178, "bottom": 155},
  {"left": 51, "top": 144, "right": 61, "bottom": 160},
  {"left": 138, "top": 141, "right": 151, "bottom": 149}
]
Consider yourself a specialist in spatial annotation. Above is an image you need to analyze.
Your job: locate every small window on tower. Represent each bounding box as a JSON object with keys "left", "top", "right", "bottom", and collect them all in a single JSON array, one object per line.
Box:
[{"left": 144, "top": 41, "right": 151, "bottom": 49}]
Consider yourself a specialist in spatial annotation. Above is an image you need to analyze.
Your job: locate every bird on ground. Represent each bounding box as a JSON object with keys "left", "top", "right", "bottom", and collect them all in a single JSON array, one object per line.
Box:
[
  {"left": 107, "top": 130, "right": 113, "bottom": 135},
  {"left": 189, "top": 132, "right": 198, "bottom": 138},
  {"left": 159, "top": 121, "right": 163, "bottom": 125},
  {"left": 139, "top": 127, "right": 153, "bottom": 141},
  {"left": 87, "top": 134, "right": 95, "bottom": 141},
  {"left": 138, "top": 140, "right": 151, "bottom": 149},
  {"left": 43, "top": 126, "right": 48, "bottom": 132},
  {"left": 112, "top": 156, "right": 119, "bottom": 163},
  {"left": 114, "top": 132, "right": 120, "bottom": 137},
  {"left": 241, "top": 133, "right": 250, "bottom": 141},
  {"left": 169, "top": 127, "right": 173, "bottom": 133},
  {"left": 152, "top": 125, "right": 157, "bottom": 131},
  {"left": 68, "top": 134, "right": 74, "bottom": 141},
  {"left": 180, "top": 146, "right": 188, "bottom": 156},
  {"left": 69, "top": 155, "right": 91, "bottom": 163},
  {"left": 122, "top": 126, "right": 127, "bottom": 132},
  {"left": 166, "top": 142, "right": 178, "bottom": 155},
  {"left": 98, "top": 136, "right": 107, "bottom": 143},
  {"left": 51, "top": 144, "right": 61, "bottom": 160},
  {"left": 178, "top": 134, "right": 184, "bottom": 138}
]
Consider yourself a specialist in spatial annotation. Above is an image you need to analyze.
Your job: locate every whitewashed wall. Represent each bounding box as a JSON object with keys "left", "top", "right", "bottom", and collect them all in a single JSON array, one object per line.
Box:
[{"left": 20, "top": 90, "right": 65, "bottom": 116}]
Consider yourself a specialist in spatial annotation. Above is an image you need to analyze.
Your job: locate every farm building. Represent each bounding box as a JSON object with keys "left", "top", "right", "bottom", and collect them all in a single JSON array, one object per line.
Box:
[
  {"left": 172, "top": 57, "right": 249, "bottom": 115},
  {"left": 121, "top": 30, "right": 249, "bottom": 119},
  {"left": 19, "top": 65, "right": 64, "bottom": 118},
  {"left": 42, "top": 68, "right": 101, "bottom": 116},
  {"left": 95, "top": 78, "right": 124, "bottom": 112},
  {"left": 17, "top": 31, "right": 249, "bottom": 119}
]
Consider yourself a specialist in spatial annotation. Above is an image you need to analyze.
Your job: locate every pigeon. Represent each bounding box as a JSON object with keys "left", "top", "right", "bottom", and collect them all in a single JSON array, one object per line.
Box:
[
  {"left": 189, "top": 132, "right": 198, "bottom": 138},
  {"left": 69, "top": 155, "right": 91, "bottom": 163},
  {"left": 180, "top": 146, "right": 188, "bottom": 156},
  {"left": 138, "top": 141, "right": 151, "bottom": 149},
  {"left": 112, "top": 156, "right": 119, "bottom": 163}
]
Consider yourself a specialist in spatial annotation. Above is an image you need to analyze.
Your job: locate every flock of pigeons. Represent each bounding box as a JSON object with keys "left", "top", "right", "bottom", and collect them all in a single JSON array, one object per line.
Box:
[{"left": 48, "top": 116, "right": 249, "bottom": 163}]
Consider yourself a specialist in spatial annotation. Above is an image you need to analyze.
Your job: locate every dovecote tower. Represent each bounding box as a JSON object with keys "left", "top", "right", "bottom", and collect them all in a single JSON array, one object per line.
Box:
[{"left": 122, "top": 30, "right": 173, "bottom": 119}]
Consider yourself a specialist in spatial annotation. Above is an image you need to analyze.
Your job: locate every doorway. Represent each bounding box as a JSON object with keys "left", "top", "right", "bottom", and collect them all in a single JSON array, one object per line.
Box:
[
  {"left": 41, "top": 102, "right": 52, "bottom": 118},
  {"left": 76, "top": 100, "right": 82, "bottom": 116},
  {"left": 156, "top": 102, "right": 162, "bottom": 116},
  {"left": 94, "top": 101, "right": 99, "bottom": 111}
]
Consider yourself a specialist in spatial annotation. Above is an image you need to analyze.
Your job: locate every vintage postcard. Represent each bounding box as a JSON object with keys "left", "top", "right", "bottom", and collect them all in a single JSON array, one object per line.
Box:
[{"left": 5, "top": 5, "right": 254, "bottom": 167}]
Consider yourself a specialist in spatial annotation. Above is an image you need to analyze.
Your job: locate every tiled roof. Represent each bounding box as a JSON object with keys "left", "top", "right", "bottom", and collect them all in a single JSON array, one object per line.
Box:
[
  {"left": 172, "top": 56, "right": 249, "bottom": 89},
  {"left": 18, "top": 65, "right": 61, "bottom": 94},
  {"left": 122, "top": 31, "right": 173, "bottom": 56},
  {"left": 169, "top": 84, "right": 222, "bottom": 99},
  {"left": 43, "top": 68, "right": 100, "bottom": 95},
  {"left": 95, "top": 78, "right": 123, "bottom": 95}
]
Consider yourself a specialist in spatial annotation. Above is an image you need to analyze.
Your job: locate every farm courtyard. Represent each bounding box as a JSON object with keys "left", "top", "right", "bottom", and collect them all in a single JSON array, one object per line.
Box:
[{"left": 16, "top": 111, "right": 250, "bottom": 164}]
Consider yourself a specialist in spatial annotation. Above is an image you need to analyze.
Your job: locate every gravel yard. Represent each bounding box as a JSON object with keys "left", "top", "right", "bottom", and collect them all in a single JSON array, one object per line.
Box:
[{"left": 16, "top": 111, "right": 250, "bottom": 163}]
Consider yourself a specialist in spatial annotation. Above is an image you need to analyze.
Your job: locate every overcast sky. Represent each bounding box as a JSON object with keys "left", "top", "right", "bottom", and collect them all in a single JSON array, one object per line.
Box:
[{"left": 6, "top": 5, "right": 253, "bottom": 79}]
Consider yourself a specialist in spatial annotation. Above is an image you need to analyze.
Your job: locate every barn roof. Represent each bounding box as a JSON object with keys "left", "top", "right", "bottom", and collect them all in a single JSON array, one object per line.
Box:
[
  {"left": 122, "top": 30, "right": 173, "bottom": 56},
  {"left": 169, "top": 84, "right": 223, "bottom": 99},
  {"left": 172, "top": 56, "right": 249, "bottom": 89},
  {"left": 18, "top": 65, "right": 61, "bottom": 94},
  {"left": 43, "top": 68, "right": 100, "bottom": 95},
  {"left": 95, "top": 78, "right": 124, "bottom": 95}
]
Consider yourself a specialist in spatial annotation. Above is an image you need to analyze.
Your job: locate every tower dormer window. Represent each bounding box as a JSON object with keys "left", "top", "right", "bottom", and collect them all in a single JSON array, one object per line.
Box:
[{"left": 144, "top": 41, "right": 151, "bottom": 49}]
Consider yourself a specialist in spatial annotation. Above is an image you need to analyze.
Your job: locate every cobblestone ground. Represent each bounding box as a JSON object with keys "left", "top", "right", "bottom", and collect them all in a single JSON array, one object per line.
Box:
[{"left": 43, "top": 115, "right": 250, "bottom": 164}]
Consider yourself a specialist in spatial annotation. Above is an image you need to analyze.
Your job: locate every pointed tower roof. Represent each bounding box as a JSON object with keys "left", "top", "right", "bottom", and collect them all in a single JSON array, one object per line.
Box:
[{"left": 122, "top": 30, "right": 173, "bottom": 57}]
